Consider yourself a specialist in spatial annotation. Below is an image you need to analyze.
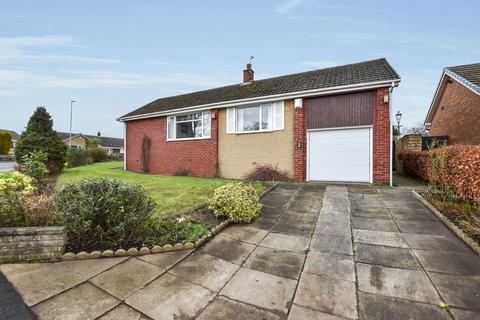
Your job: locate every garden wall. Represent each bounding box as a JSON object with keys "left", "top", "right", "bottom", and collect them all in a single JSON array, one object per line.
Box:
[
  {"left": 399, "top": 145, "right": 480, "bottom": 204},
  {"left": 0, "top": 226, "right": 65, "bottom": 263}
]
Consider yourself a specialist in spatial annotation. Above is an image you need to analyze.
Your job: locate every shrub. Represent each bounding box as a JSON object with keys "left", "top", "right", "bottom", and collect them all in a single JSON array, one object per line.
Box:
[
  {"left": 207, "top": 183, "right": 262, "bottom": 223},
  {"left": 88, "top": 147, "right": 108, "bottom": 163},
  {"left": 19, "top": 150, "right": 49, "bottom": 182},
  {"left": 143, "top": 216, "right": 209, "bottom": 246},
  {"left": 68, "top": 148, "right": 90, "bottom": 167},
  {"left": 0, "top": 172, "right": 37, "bottom": 227},
  {"left": 399, "top": 145, "right": 480, "bottom": 204},
  {"left": 246, "top": 164, "right": 290, "bottom": 182},
  {"left": 15, "top": 107, "right": 67, "bottom": 174},
  {"left": 20, "top": 194, "right": 56, "bottom": 226},
  {"left": 54, "top": 178, "right": 156, "bottom": 250},
  {"left": 0, "top": 131, "right": 12, "bottom": 155}
]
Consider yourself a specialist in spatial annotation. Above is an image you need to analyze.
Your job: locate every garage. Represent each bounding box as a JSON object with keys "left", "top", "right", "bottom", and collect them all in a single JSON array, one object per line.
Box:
[
  {"left": 306, "top": 90, "right": 375, "bottom": 183},
  {"left": 307, "top": 127, "right": 372, "bottom": 182}
]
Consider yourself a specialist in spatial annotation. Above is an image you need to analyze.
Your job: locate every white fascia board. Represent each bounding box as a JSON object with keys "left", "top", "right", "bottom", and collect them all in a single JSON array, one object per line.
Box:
[
  {"left": 117, "top": 79, "right": 400, "bottom": 122},
  {"left": 424, "top": 72, "right": 447, "bottom": 125}
]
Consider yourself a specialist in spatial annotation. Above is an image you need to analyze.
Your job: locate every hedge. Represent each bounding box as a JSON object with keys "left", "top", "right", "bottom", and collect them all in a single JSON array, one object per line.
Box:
[{"left": 398, "top": 145, "right": 480, "bottom": 204}]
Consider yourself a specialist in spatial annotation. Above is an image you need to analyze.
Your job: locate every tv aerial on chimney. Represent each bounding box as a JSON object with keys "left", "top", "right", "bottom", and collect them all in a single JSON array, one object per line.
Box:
[{"left": 249, "top": 55, "right": 255, "bottom": 64}]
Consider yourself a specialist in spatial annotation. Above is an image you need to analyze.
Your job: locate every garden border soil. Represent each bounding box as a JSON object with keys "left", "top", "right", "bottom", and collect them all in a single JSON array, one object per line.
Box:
[{"left": 412, "top": 190, "right": 480, "bottom": 255}]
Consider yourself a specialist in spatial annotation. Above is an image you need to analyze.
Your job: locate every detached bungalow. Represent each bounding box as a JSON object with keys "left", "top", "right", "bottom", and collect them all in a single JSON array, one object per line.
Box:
[{"left": 118, "top": 58, "right": 400, "bottom": 183}]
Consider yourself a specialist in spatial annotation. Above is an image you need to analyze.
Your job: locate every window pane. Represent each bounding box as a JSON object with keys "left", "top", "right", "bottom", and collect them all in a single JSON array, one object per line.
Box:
[
  {"left": 261, "top": 104, "right": 272, "bottom": 130},
  {"left": 176, "top": 120, "right": 202, "bottom": 138},
  {"left": 237, "top": 106, "right": 260, "bottom": 132},
  {"left": 167, "top": 116, "right": 175, "bottom": 139},
  {"left": 176, "top": 113, "right": 201, "bottom": 122},
  {"left": 202, "top": 112, "right": 211, "bottom": 137}
]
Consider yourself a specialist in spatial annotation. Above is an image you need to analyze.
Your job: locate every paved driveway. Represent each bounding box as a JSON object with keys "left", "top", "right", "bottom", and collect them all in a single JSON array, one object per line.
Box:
[
  {"left": 0, "top": 161, "right": 16, "bottom": 172},
  {"left": 1, "top": 184, "right": 479, "bottom": 319}
]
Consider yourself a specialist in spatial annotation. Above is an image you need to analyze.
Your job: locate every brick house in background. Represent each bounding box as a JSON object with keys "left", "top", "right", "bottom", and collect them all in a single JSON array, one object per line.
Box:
[
  {"left": 57, "top": 132, "right": 124, "bottom": 155},
  {"left": 425, "top": 63, "right": 480, "bottom": 145},
  {"left": 118, "top": 58, "right": 400, "bottom": 184}
]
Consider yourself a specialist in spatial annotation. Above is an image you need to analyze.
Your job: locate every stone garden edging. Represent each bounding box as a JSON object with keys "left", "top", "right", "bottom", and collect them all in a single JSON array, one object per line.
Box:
[
  {"left": 412, "top": 190, "right": 480, "bottom": 255},
  {"left": 0, "top": 226, "right": 66, "bottom": 263}
]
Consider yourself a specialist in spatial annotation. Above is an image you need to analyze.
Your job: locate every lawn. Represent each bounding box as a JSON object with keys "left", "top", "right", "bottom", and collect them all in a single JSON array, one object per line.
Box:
[{"left": 57, "top": 161, "right": 269, "bottom": 217}]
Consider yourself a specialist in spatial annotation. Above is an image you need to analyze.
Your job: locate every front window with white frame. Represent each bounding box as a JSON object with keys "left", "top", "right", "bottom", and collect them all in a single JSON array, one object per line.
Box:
[
  {"left": 227, "top": 101, "right": 284, "bottom": 134},
  {"left": 167, "top": 111, "right": 211, "bottom": 140}
]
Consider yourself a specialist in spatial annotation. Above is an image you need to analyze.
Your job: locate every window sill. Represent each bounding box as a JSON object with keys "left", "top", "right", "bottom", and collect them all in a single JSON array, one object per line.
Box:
[
  {"left": 229, "top": 129, "right": 277, "bottom": 135},
  {"left": 166, "top": 137, "right": 211, "bottom": 142}
]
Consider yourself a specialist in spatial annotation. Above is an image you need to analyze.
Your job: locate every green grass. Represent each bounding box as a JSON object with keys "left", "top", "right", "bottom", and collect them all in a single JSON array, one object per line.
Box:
[{"left": 57, "top": 161, "right": 269, "bottom": 217}]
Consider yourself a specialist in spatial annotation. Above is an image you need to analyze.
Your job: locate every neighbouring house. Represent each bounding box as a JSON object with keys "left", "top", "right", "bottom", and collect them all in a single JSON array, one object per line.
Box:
[
  {"left": 425, "top": 63, "right": 480, "bottom": 145},
  {"left": 0, "top": 129, "right": 20, "bottom": 153},
  {"left": 118, "top": 58, "right": 400, "bottom": 183},
  {"left": 57, "top": 132, "right": 124, "bottom": 155}
]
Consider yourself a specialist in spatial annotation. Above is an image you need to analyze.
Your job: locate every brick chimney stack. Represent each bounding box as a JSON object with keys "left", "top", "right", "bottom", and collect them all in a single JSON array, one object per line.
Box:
[{"left": 243, "top": 63, "right": 254, "bottom": 83}]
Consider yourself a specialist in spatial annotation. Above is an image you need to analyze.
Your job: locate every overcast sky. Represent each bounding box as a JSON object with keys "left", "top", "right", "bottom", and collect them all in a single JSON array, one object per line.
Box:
[{"left": 1, "top": 0, "right": 479, "bottom": 138}]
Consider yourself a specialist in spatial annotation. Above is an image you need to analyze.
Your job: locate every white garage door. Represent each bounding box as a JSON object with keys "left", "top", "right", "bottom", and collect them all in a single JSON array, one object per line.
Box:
[{"left": 308, "top": 127, "right": 372, "bottom": 182}]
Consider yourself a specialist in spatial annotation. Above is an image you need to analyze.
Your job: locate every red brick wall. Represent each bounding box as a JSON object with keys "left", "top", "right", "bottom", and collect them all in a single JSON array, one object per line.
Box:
[
  {"left": 125, "top": 110, "right": 218, "bottom": 177},
  {"left": 293, "top": 100, "right": 307, "bottom": 181},
  {"left": 372, "top": 87, "right": 391, "bottom": 183},
  {"left": 431, "top": 77, "right": 480, "bottom": 145}
]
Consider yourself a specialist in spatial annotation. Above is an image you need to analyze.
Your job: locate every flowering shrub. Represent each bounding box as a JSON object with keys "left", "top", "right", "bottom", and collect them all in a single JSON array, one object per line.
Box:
[
  {"left": 399, "top": 145, "right": 480, "bottom": 204},
  {"left": 208, "top": 183, "right": 262, "bottom": 223},
  {"left": 19, "top": 150, "right": 49, "bottom": 182},
  {"left": 0, "top": 172, "right": 37, "bottom": 227}
]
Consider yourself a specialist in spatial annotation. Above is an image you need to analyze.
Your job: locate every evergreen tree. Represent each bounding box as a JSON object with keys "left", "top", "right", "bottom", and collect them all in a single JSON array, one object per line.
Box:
[{"left": 15, "top": 106, "right": 67, "bottom": 173}]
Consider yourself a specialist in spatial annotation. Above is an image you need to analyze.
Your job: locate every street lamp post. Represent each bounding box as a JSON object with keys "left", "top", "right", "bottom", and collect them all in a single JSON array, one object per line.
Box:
[
  {"left": 68, "top": 100, "right": 77, "bottom": 161},
  {"left": 395, "top": 110, "right": 402, "bottom": 137}
]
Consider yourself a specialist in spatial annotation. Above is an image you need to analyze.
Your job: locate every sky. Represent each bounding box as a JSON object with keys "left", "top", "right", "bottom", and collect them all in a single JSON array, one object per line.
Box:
[{"left": 1, "top": 0, "right": 479, "bottom": 138}]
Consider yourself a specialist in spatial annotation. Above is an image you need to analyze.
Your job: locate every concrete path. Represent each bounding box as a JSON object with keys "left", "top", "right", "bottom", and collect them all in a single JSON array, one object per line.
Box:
[
  {"left": 0, "top": 161, "right": 16, "bottom": 173},
  {"left": 1, "top": 184, "right": 479, "bottom": 319}
]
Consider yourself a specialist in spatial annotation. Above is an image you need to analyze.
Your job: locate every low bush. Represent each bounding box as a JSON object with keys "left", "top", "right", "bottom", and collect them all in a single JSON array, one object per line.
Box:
[
  {"left": 88, "top": 147, "right": 108, "bottom": 163},
  {"left": 55, "top": 178, "right": 156, "bottom": 250},
  {"left": 207, "top": 183, "right": 262, "bottom": 223},
  {"left": 0, "top": 172, "right": 37, "bottom": 227},
  {"left": 399, "top": 145, "right": 480, "bottom": 204},
  {"left": 68, "top": 148, "right": 90, "bottom": 167},
  {"left": 245, "top": 164, "right": 290, "bottom": 182},
  {"left": 143, "top": 216, "right": 209, "bottom": 246},
  {"left": 19, "top": 150, "right": 49, "bottom": 182}
]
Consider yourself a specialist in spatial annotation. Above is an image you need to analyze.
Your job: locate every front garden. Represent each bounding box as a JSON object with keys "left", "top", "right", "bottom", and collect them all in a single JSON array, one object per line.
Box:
[{"left": 1, "top": 107, "right": 269, "bottom": 262}]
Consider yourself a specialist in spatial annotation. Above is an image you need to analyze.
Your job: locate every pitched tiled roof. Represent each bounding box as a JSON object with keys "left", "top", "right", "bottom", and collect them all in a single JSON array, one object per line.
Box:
[
  {"left": 120, "top": 58, "right": 400, "bottom": 119},
  {"left": 0, "top": 130, "right": 20, "bottom": 140},
  {"left": 57, "top": 132, "right": 123, "bottom": 148},
  {"left": 446, "top": 63, "right": 480, "bottom": 94}
]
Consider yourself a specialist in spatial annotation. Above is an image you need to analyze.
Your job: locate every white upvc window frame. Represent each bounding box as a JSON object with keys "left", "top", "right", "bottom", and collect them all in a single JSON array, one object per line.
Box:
[
  {"left": 227, "top": 101, "right": 284, "bottom": 134},
  {"left": 167, "top": 111, "right": 211, "bottom": 141},
  {"left": 236, "top": 103, "right": 273, "bottom": 133}
]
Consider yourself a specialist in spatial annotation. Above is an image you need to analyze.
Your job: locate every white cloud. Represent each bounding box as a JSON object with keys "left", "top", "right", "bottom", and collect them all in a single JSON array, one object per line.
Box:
[
  {"left": 299, "top": 60, "right": 338, "bottom": 69},
  {"left": 0, "top": 35, "right": 120, "bottom": 65},
  {"left": 276, "top": 0, "right": 304, "bottom": 14}
]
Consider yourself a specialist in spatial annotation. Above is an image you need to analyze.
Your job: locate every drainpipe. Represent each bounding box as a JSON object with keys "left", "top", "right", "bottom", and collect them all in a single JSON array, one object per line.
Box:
[{"left": 389, "top": 82, "right": 395, "bottom": 187}]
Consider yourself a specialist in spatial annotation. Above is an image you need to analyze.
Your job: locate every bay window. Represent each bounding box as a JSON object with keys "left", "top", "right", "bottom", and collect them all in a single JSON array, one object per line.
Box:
[{"left": 167, "top": 111, "right": 211, "bottom": 140}]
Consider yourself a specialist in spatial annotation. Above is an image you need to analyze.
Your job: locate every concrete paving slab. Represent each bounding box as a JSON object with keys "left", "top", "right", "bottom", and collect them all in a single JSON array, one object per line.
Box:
[
  {"left": 199, "top": 234, "right": 256, "bottom": 265},
  {"left": 196, "top": 296, "right": 283, "bottom": 320},
  {"left": 221, "top": 225, "right": 268, "bottom": 244},
  {"left": 314, "top": 219, "right": 350, "bottom": 236},
  {"left": 294, "top": 272, "right": 357, "bottom": 319},
  {"left": 0, "top": 272, "right": 36, "bottom": 320},
  {"left": 243, "top": 246, "right": 306, "bottom": 279},
  {"left": 356, "top": 263, "right": 440, "bottom": 303},
  {"left": 259, "top": 232, "right": 310, "bottom": 252},
  {"left": 396, "top": 220, "right": 454, "bottom": 237},
  {"left": 288, "top": 304, "right": 346, "bottom": 320},
  {"left": 354, "top": 243, "right": 421, "bottom": 270},
  {"left": 353, "top": 229, "right": 408, "bottom": 248},
  {"left": 262, "top": 205, "right": 285, "bottom": 218},
  {"left": 390, "top": 208, "right": 439, "bottom": 222},
  {"left": 304, "top": 251, "right": 355, "bottom": 282},
  {"left": 220, "top": 267, "right": 297, "bottom": 314},
  {"left": 251, "top": 216, "right": 279, "bottom": 230},
  {"left": 348, "top": 186, "right": 378, "bottom": 194},
  {"left": 137, "top": 250, "right": 192, "bottom": 270},
  {"left": 402, "top": 233, "right": 470, "bottom": 252},
  {"left": 169, "top": 252, "right": 239, "bottom": 292},
  {"left": 32, "top": 282, "right": 119, "bottom": 320},
  {"left": 350, "top": 198, "right": 385, "bottom": 208},
  {"left": 310, "top": 234, "right": 353, "bottom": 255},
  {"left": 98, "top": 303, "right": 143, "bottom": 320},
  {"left": 357, "top": 291, "right": 450, "bottom": 320},
  {"left": 383, "top": 199, "right": 426, "bottom": 210},
  {"left": 126, "top": 273, "right": 215, "bottom": 320},
  {"left": 271, "top": 218, "right": 315, "bottom": 237},
  {"left": 350, "top": 207, "right": 390, "bottom": 219},
  {"left": 61, "top": 256, "right": 129, "bottom": 279},
  {"left": 352, "top": 216, "right": 398, "bottom": 232},
  {"left": 414, "top": 250, "right": 480, "bottom": 275},
  {"left": 90, "top": 258, "right": 164, "bottom": 300},
  {"left": 0, "top": 262, "right": 85, "bottom": 306},
  {"left": 429, "top": 272, "right": 480, "bottom": 310},
  {"left": 450, "top": 308, "right": 480, "bottom": 320}
]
